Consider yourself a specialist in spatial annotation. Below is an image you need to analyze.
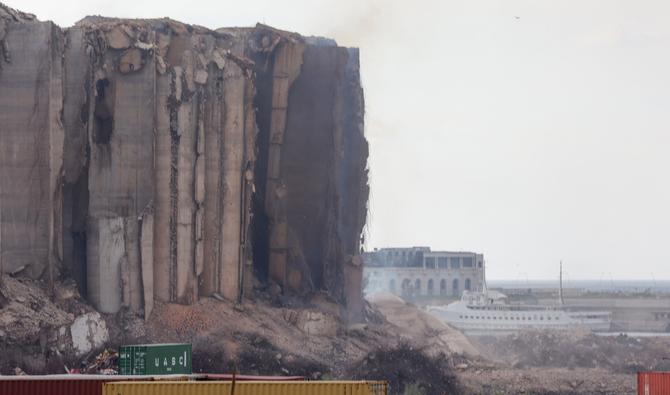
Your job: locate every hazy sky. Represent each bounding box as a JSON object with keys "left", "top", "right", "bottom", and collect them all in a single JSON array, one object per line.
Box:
[{"left": 12, "top": 0, "right": 670, "bottom": 280}]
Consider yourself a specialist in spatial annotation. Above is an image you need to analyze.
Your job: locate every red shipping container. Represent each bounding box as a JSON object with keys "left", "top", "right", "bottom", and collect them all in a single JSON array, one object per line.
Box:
[
  {"left": 638, "top": 372, "right": 670, "bottom": 395},
  {"left": 0, "top": 375, "right": 153, "bottom": 395},
  {"left": 0, "top": 373, "right": 305, "bottom": 395}
]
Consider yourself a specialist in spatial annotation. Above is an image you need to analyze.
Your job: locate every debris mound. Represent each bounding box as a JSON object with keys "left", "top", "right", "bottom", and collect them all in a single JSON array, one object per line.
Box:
[
  {"left": 472, "top": 329, "right": 670, "bottom": 373},
  {"left": 458, "top": 366, "right": 636, "bottom": 395},
  {"left": 368, "top": 292, "right": 480, "bottom": 357},
  {"left": 349, "top": 343, "right": 461, "bottom": 395},
  {"left": 78, "top": 349, "right": 118, "bottom": 375}
]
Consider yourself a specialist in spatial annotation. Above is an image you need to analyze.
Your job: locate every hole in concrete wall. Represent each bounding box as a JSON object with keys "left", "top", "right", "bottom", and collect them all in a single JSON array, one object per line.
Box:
[
  {"left": 249, "top": 52, "right": 275, "bottom": 283},
  {"left": 71, "top": 231, "right": 87, "bottom": 296},
  {"left": 281, "top": 46, "right": 339, "bottom": 290},
  {"left": 93, "top": 78, "right": 113, "bottom": 144},
  {"left": 62, "top": 146, "right": 90, "bottom": 297},
  {"left": 80, "top": 78, "right": 91, "bottom": 124}
]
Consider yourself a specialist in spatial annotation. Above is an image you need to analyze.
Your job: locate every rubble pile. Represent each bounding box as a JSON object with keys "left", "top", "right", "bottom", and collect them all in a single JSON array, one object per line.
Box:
[
  {"left": 0, "top": 1, "right": 368, "bottom": 322},
  {"left": 77, "top": 349, "right": 118, "bottom": 375},
  {"left": 472, "top": 329, "right": 670, "bottom": 373},
  {"left": 146, "top": 292, "right": 398, "bottom": 377},
  {"left": 458, "top": 367, "right": 636, "bottom": 395},
  {"left": 0, "top": 274, "right": 402, "bottom": 376},
  {"left": 0, "top": 277, "right": 72, "bottom": 347},
  {"left": 368, "top": 292, "right": 480, "bottom": 357},
  {"left": 0, "top": 277, "right": 91, "bottom": 373},
  {"left": 348, "top": 343, "right": 461, "bottom": 395}
]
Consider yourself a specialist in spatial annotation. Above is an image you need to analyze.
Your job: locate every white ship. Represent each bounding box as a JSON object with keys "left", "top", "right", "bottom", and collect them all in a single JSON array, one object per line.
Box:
[
  {"left": 427, "top": 262, "right": 612, "bottom": 332},
  {"left": 427, "top": 290, "right": 611, "bottom": 332}
]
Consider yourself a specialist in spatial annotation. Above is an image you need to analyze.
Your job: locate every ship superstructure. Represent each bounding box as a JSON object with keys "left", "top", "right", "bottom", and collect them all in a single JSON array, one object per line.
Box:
[
  {"left": 428, "top": 263, "right": 612, "bottom": 332},
  {"left": 427, "top": 290, "right": 611, "bottom": 332}
]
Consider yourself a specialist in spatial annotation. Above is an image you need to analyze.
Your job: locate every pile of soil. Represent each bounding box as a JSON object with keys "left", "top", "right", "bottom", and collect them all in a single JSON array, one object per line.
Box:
[
  {"left": 147, "top": 296, "right": 371, "bottom": 377},
  {"left": 0, "top": 277, "right": 81, "bottom": 374},
  {"left": 192, "top": 332, "right": 328, "bottom": 379},
  {"left": 458, "top": 367, "right": 635, "bottom": 395},
  {"left": 367, "top": 292, "right": 479, "bottom": 356},
  {"left": 348, "top": 343, "right": 460, "bottom": 395},
  {"left": 471, "top": 329, "right": 670, "bottom": 373}
]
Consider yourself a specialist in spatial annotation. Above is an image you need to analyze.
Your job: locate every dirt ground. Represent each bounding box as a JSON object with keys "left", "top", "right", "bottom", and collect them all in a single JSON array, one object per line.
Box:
[
  {"left": 458, "top": 367, "right": 636, "bottom": 394},
  {"left": 367, "top": 293, "right": 480, "bottom": 357},
  {"left": 469, "top": 329, "right": 670, "bottom": 373},
  {"left": 145, "top": 291, "right": 468, "bottom": 379}
]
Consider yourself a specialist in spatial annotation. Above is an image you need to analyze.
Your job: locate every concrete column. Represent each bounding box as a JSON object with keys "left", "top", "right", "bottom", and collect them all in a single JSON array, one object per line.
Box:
[{"left": 219, "top": 62, "right": 246, "bottom": 301}]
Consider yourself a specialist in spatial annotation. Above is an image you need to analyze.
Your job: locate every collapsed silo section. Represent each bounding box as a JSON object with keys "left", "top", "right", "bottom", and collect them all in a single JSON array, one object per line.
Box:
[
  {"left": 246, "top": 25, "right": 369, "bottom": 320},
  {"left": 75, "top": 21, "right": 156, "bottom": 314},
  {"left": 70, "top": 19, "right": 257, "bottom": 314}
]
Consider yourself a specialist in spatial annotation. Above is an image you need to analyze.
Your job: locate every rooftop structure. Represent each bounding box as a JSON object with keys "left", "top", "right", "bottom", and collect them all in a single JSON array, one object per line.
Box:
[{"left": 362, "top": 247, "right": 485, "bottom": 298}]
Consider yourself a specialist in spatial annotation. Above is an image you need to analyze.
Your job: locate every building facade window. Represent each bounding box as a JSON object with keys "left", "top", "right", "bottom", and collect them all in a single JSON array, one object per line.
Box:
[
  {"left": 452, "top": 279, "right": 459, "bottom": 296},
  {"left": 414, "top": 279, "right": 421, "bottom": 294},
  {"left": 401, "top": 279, "right": 411, "bottom": 295},
  {"left": 427, "top": 279, "right": 434, "bottom": 295},
  {"left": 462, "top": 257, "right": 473, "bottom": 267},
  {"left": 450, "top": 257, "right": 460, "bottom": 269},
  {"left": 440, "top": 279, "right": 447, "bottom": 296},
  {"left": 438, "top": 257, "right": 449, "bottom": 268},
  {"left": 425, "top": 257, "right": 436, "bottom": 268},
  {"left": 465, "top": 278, "right": 471, "bottom": 291}
]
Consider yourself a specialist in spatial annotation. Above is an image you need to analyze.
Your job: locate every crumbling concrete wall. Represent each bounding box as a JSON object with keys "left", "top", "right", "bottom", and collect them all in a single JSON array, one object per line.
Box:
[
  {"left": 247, "top": 27, "right": 369, "bottom": 318},
  {"left": 66, "top": 17, "right": 259, "bottom": 313},
  {"left": 0, "top": 3, "right": 369, "bottom": 322},
  {"left": 0, "top": 6, "right": 63, "bottom": 287}
]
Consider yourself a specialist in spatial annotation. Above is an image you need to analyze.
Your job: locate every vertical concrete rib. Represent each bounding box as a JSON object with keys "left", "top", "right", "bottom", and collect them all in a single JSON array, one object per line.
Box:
[
  {"left": 193, "top": 91, "right": 205, "bottom": 290},
  {"left": 140, "top": 212, "right": 154, "bottom": 319},
  {"left": 200, "top": 65, "right": 223, "bottom": 296},
  {"left": 240, "top": 80, "right": 257, "bottom": 297},
  {"left": 48, "top": 22, "right": 65, "bottom": 294},
  {"left": 123, "top": 217, "right": 142, "bottom": 311},
  {"left": 153, "top": 71, "right": 172, "bottom": 302},
  {"left": 176, "top": 65, "right": 197, "bottom": 304},
  {"left": 219, "top": 62, "right": 245, "bottom": 301},
  {"left": 265, "top": 42, "right": 304, "bottom": 289}
]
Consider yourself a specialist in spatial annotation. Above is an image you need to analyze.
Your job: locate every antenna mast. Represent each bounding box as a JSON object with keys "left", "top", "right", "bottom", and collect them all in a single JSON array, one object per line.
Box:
[
  {"left": 482, "top": 257, "right": 487, "bottom": 293},
  {"left": 558, "top": 261, "right": 564, "bottom": 306}
]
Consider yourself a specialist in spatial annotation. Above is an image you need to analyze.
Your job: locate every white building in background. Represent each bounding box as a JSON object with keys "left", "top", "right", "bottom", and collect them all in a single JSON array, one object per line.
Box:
[{"left": 362, "top": 247, "right": 485, "bottom": 298}]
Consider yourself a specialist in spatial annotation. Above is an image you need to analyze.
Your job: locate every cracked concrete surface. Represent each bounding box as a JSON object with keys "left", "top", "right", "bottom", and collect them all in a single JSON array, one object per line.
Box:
[{"left": 0, "top": 3, "right": 369, "bottom": 322}]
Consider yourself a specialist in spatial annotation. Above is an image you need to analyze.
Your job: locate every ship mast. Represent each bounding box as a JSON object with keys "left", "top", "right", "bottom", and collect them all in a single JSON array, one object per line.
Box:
[{"left": 558, "top": 261, "right": 564, "bottom": 306}]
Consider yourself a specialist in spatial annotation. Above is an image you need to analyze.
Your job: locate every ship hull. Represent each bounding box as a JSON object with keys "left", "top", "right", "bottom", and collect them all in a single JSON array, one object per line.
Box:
[{"left": 428, "top": 302, "right": 611, "bottom": 332}]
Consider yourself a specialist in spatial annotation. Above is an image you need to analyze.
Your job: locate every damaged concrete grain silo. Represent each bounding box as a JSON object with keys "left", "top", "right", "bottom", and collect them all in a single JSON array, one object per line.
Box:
[{"left": 0, "top": 3, "right": 369, "bottom": 322}]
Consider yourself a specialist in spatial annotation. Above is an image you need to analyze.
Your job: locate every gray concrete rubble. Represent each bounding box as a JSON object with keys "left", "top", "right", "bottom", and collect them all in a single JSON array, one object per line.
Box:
[
  {"left": 0, "top": 3, "right": 369, "bottom": 321},
  {"left": 70, "top": 312, "right": 109, "bottom": 356}
]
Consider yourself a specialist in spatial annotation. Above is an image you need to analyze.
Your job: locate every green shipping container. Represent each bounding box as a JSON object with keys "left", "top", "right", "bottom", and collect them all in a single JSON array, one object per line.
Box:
[{"left": 119, "top": 343, "right": 192, "bottom": 375}]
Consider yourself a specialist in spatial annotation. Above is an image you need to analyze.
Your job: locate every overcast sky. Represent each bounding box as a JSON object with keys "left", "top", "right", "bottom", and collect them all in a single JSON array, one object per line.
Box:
[{"left": 13, "top": 0, "right": 670, "bottom": 280}]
